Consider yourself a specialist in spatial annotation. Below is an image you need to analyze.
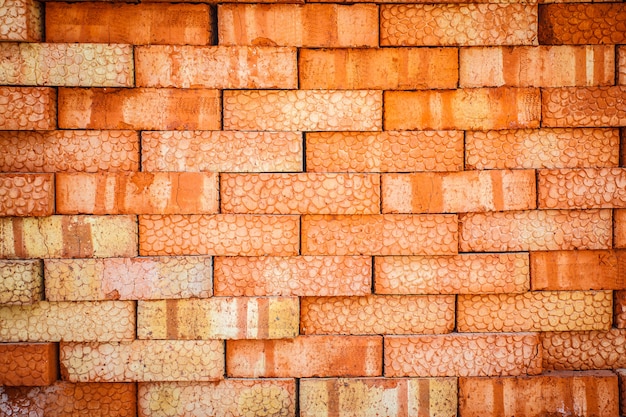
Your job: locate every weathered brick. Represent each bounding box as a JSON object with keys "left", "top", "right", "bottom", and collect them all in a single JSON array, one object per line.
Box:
[
  {"left": 61, "top": 340, "right": 224, "bottom": 382},
  {"left": 542, "top": 87, "right": 626, "bottom": 127},
  {"left": 459, "top": 371, "right": 619, "bottom": 417},
  {"left": 457, "top": 291, "right": 613, "bottom": 332},
  {"left": 299, "top": 48, "right": 458, "bottom": 90},
  {"left": 0, "top": 343, "right": 57, "bottom": 386},
  {"left": 0, "top": 87, "right": 56, "bottom": 130},
  {"left": 375, "top": 253, "right": 529, "bottom": 295},
  {"left": 542, "top": 329, "right": 626, "bottom": 370},
  {"left": 380, "top": 4, "right": 537, "bottom": 46},
  {"left": 619, "top": 369, "right": 626, "bottom": 417},
  {"left": 0, "top": 216, "right": 138, "bottom": 259},
  {"left": 302, "top": 214, "right": 458, "bottom": 256},
  {"left": 0, "top": 43, "right": 134, "bottom": 87},
  {"left": 539, "top": 168, "right": 626, "bottom": 209},
  {"left": 306, "top": 131, "right": 464, "bottom": 173},
  {"left": 0, "top": 301, "right": 135, "bottom": 342},
  {"left": 382, "top": 170, "right": 536, "bottom": 214},
  {"left": 466, "top": 128, "right": 619, "bottom": 170},
  {"left": 615, "top": 291, "right": 626, "bottom": 328},
  {"left": 539, "top": 3, "right": 626, "bottom": 44},
  {"left": 138, "top": 380, "right": 295, "bottom": 417},
  {"left": 619, "top": 46, "right": 625, "bottom": 85},
  {"left": 139, "top": 214, "right": 299, "bottom": 256},
  {"left": 0, "top": 174, "right": 53, "bottom": 216},
  {"left": 223, "top": 90, "right": 382, "bottom": 131},
  {"left": 0, "top": 260, "right": 42, "bottom": 305},
  {"left": 137, "top": 297, "right": 299, "bottom": 340},
  {"left": 221, "top": 173, "right": 380, "bottom": 214},
  {"left": 385, "top": 333, "right": 542, "bottom": 377},
  {"left": 460, "top": 46, "right": 614, "bottom": 87},
  {"left": 46, "top": 3, "right": 213, "bottom": 45},
  {"left": 44, "top": 257, "right": 212, "bottom": 301},
  {"left": 218, "top": 4, "right": 378, "bottom": 47},
  {"left": 136, "top": 46, "right": 297, "bottom": 89},
  {"left": 300, "top": 378, "right": 457, "bottom": 417},
  {"left": 58, "top": 88, "right": 221, "bottom": 130},
  {"left": 300, "top": 295, "right": 454, "bottom": 335},
  {"left": 0, "top": 0, "right": 41, "bottom": 41},
  {"left": 227, "top": 336, "right": 382, "bottom": 378},
  {"left": 459, "top": 209, "right": 612, "bottom": 252},
  {"left": 616, "top": 209, "right": 626, "bottom": 248},
  {"left": 384, "top": 88, "right": 540, "bottom": 130}
]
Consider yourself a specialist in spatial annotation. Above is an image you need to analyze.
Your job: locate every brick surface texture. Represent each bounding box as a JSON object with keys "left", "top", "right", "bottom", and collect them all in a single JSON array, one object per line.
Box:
[{"left": 1, "top": 0, "right": 625, "bottom": 414}]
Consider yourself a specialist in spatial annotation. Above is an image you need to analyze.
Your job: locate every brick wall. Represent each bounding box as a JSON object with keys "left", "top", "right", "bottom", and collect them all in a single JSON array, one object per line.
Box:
[{"left": 0, "top": 0, "right": 625, "bottom": 415}]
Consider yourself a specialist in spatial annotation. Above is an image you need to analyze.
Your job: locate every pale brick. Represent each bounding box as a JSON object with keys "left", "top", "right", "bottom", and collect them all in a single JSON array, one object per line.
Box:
[
  {"left": 616, "top": 209, "right": 626, "bottom": 248},
  {"left": 385, "top": 333, "right": 542, "bottom": 377},
  {"left": 539, "top": 3, "right": 626, "bottom": 44},
  {"left": 302, "top": 214, "right": 458, "bottom": 256},
  {"left": 375, "top": 253, "right": 530, "bottom": 295},
  {"left": 44, "top": 257, "right": 212, "bottom": 301},
  {"left": 137, "top": 297, "right": 299, "bottom": 340},
  {"left": 0, "top": 0, "right": 41, "bottom": 41},
  {"left": 384, "top": 88, "right": 540, "bottom": 131},
  {"left": 542, "top": 87, "right": 626, "bottom": 127},
  {"left": 0, "top": 343, "right": 57, "bottom": 386},
  {"left": 300, "top": 295, "right": 454, "bottom": 335},
  {"left": 542, "top": 329, "right": 626, "bottom": 370},
  {"left": 539, "top": 168, "right": 626, "bottom": 209},
  {"left": 61, "top": 340, "right": 224, "bottom": 382},
  {"left": 615, "top": 291, "right": 626, "bottom": 328},
  {"left": 0, "top": 87, "right": 56, "bottom": 130},
  {"left": 0, "top": 259, "right": 42, "bottom": 305},
  {"left": 0, "top": 174, "right": 53, "bottom": 216}
]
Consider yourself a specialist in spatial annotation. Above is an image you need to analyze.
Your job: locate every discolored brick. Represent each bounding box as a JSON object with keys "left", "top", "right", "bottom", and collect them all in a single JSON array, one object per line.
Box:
[
  {"left": 0, "top": 343, "right": 57, "bottom": 386},
  {"left": 615, "top": 291, "right": 626, "bottom": 328},
  {"left": 619, "top": 369, "right": 626, "bottom": 416},
  {"left": 0, "top": 260, "right": 42, "bottom": 305},
  {"left": 542, "top": 86, "right": 626, "bottom": 127},
  {"left": 619, "top": 46, "right": 626, "bottom": 85},
  {"left": 0, "top": 87, "right": 56, "bottom": 130},
  {"left": 539, "top": 168, "right": 626, "bottom": 209},
  {"left": 542, "top": 329, "right": 626, "bottom": 370},
  {"left": 0, "top": 174, "right": 53, "bottom": 216},
  {"left": 0, "top": 0, "right": 41, "bottom": 41},
  {"left": 616, "top": 210, "right": 626, "bottom": 248}
]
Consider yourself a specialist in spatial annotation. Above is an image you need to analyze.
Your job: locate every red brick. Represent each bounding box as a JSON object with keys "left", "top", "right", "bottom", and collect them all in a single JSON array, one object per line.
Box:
[
  {"left": 539, "top": 168, "right": 626, "bottom": 209},
  {"left": 302, "top": 214, "right": 458, "bottom": 256},
  {"left": 459, "top": 371, "right": 619, "bottom": 417},
  {"left": 46, "top": 3, "right": 213, "bottom": 45},
  {"left": 382, "top": 170, "right": 536, "bottom": 214},
  {"left": 616, "top": 209, "right": 626, "bottom": 248},
  {"left": 542, "top": 329, "right": 626, "bottom": 370},
  {"left": 299, "top": 48, "right": 458, "bottom": 90},
  {"left": 0, "top": 260, "right": 42, "bottom": 305},
  {"left": 0, "top": 87, "right": 56, "bottom": 130},
  {"left": 218, "top": 4, "right": 378, "bottom": 47},
  {"left": 381, "top": 4, "right": 537, "bottom": 46},
  {"left": 459, "top": 209, "right": 612, "bottom": 252},
  {"left": 214, "top": 256, "right": 371, "bottom": 297},
  {"left": 615, "top": 291, "right": 626, "bottom": 328},
  {"left": 0, "top": 174, "right": 54, "bottom": 216},
  {"left": 374, "top": 253, "right": 530, "bottom": 295},
  {"left": 58, "top": 88, "right": 221, "bottom": 130},
  {"left": 542, "top": 87, "right": 626, "bottom": 127},
  {"left": 306, "top": 131, "right": 464, "bottom": 173},
  {"left": 539, "top": 3, "right": 626, "bottom": 44},
  {"left": 385, "top": 333, "right": 542, "bottom": 377},
  {"left": 0, "top": 0, "right": 41, "bottom": 41},
  {"left": 0, "top": 343, "right": 57, "bottom": 386},
  {"left": 384, "top": 88, "right": 540, "bottom": 131},
  {"left": 226, "top": 336, "right": 382, "bottom": 378},
  {"left": 139, "top": 214, "right": 299, "bottom": 256},
  {"left": 136, "top": 46, "right": 297, "bottom": 89},
  {"left": 460, "top": 46, "right": 614, "bottom": 87},
  {"left": 619, "top": 369, "right": 626, "bottom": 416}
]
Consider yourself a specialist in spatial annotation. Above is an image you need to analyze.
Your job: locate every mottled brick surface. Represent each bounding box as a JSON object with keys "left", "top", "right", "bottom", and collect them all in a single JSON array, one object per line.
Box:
[
  {"left": 0, "top": 0, "right": 42, "bottom": 41},
  {"left": 0, "top": 343, "right": 57, "bottom": 386},
  {"left": 539, "top": 3, "right": 626, "bottom": 44},
  {"left": 0, "top": 173, "right": 53, "bottom": 216},
  {"left": 539, "top": 168, "right": 626, "bottom": 209},
  {"left": 542, "top": 86, "right": 626, "bottom": 127},
  {"left": 0, "top": 87, "right": 56, "bottom": 130},
  {"left": 0, "top": 260, "right": 42, "bottom": 305},
  {"left": 542, "top": 329, "right": 626, "bottom": 370}
]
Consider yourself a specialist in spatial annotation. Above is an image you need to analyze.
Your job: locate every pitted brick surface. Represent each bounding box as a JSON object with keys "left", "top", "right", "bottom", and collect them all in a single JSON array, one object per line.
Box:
[
  {"left": 0, "top": 343, "right": 57, "bottom": 386},
  {"left": 0, "top": 87, "right": 56, "bottom": 130},
  {"left": 539, "top": 168, "right": 626, "bottom": 209},
  {"left": 0, "top": 0, "right": 42, "bottom": 41},
  {"left": 0, "top": 260, "right": 42, "bottom": 305},
  {"left": 542, "top": 86, "right": 626, "bottom": 127},
  {"left": 0, "top": 174, "right": 53, "bottom": 216},
  {"left": 539, "top": 3, "right": 626, "bottom": 44},
  {"left": 542, "top": 329, "right": 626, "bottom": 370}
]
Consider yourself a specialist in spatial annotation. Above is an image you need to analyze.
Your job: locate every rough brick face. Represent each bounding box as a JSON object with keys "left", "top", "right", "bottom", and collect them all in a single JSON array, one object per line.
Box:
[
  {"left": 538, "top": 168, "right": 626, "bottom": 209},
  {"left": 615, "top": 291, "right": 626, "bottom": 328},
  {"left": 539, "top": 3, "right": 626, "bottom": 44},
  {"left": 0, "top": 173, "right": 53, "bottom": 216},
  {"left": 0, "top": 343, "right": 57, "bottom": 386},
  {"left": 0, "top": 0, "right": 42, "bottom": 42},
  {"left": 0, "top": 260, "right": 42, "bottom": 305},
  {"left": 542, "top": 86, "right": 626, "bottom": 127},
  {"left": 616, "top": 209, "right": 626, "bottom": 249},
  {"left": 619, "top": 370, "right": 626, "bottom": 417},
  {"left": 0, "top": 87, "right": 56, "bottom": 130},
  {"left": 542, "top": 329, "right": 626, "bottom": 370},
  {"left": 619, "top": 46, "right": 626, "bottom": 85}
]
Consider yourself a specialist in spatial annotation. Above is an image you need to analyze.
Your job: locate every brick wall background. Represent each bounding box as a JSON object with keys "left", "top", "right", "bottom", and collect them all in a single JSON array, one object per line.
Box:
[{"left": 0, "top": 0, "right": 626, "bottom": 415}]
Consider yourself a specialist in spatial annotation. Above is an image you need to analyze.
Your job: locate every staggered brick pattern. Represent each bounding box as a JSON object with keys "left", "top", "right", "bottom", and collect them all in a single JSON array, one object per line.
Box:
[{"left": 1, "top": 0, "right": 626, "bottom": 415}]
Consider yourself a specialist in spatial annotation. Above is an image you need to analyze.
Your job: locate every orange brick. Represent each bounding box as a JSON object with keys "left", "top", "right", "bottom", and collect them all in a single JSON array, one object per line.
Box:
[
  {"left": 0, "top": 343, "right": 57, "bottom": 386},
  {"left": 138, "top": 380, "right": 296, "bottom": 417},
  {"left": 374, "top": 253, "right": 529, "bottom": 295},
  {"left": 0, "top": 130, "right": 139, "bottom": 173},
  {"left": 142, "top": 131, "right": 302, "bottom": 173},
  {"left": 380, "top": 4, "right": 537, "bottom": 46},
  {"left": 466, "top": 128, "right": 619, "bottom": 170},
  {"left": 382, "top": 170, "right": 536, "bottom": 214},
  {"left": 46, "top": 3, "right": 213, "bottom": 45},
  {"left": 221, "top": 173, "right": 380, "bottom": 215},
  {"left": 539, "top": 3, "right": 626, "bottom": 44},
  {"left": 460, "top": 46, "right": 614, "bottom": 88},
  {"left": 619, "top": 47, "right": 625, "bottom": 85},
  {"left": 385, "top": 333, "right": 542, "bottom": 377},
  {"left": 616, "top": 209, "right": 626, "bottom": 248},
  {"left": 0, "top": 174, "right": 54, "bottom": 216},
  {"left": 459, "top": 209, "right": 612, "bottom": 252},
  {"left": 457, "top": 291, "right": 613, "bottom": 332},
  {"left": 61, "top": 340, "right": 224, "bottom": 382},
  {"left": 302, "top": 214, "right": 458, "bottom": 256},
  {"left": 0, "top": 43, "right": 134, "bottom": 87},
  {"left": 0, "top": 0, "right": 41, "bottom": 41},
  {"left": 214, "top": 256, "right": 371, "bottom": 297},
  {"left": 459, "top": 371, "right": 619, "bottom": 417},
  {"left": 56, "top": 172, "right": 218, "bottom": 215},
  {"left": 299, "top": 48, "right": 458, "bottom": 90},
  {"left": 615, "top": 291, "right": 626, "bottom": 328},
  {"left": 218, "top": 4, "right": 378, "bottom": 47},
  {"left": 0, "top": 260, "right": 42, "bottom": 305},
  {"left": 306, "top": 131, "right": 464, "bottom": 173},
  {"left": 0, "top": 87, "right": 56, "bottom": 130},
  {"left": 223, "top": 90, "right": 382, "bottom": 131},
  {"left": 542, "top": 329, "right": 626, "bottom": 370},
  {"left": 136, "top": 46, "right": 297, "bottom": 89},
  {"left": 226, "top": 336, "right": 382, "bottom": 378},
  {"left": 619, "top": 369, "right": 626, "bottom": 416},
  {"left": 300, "top": 295, "right": 454, "bottom": 335},
  {"left": 384, "top": 88, "right": 540, "bottom": 131},
  {"left": 0, "top": 382, "right": 136, "bottom": 417},
  {"left": 139, "top": 214, "right": 299, "bottom": 256},
  {"left": 44, "top": 257, "right": 213, "bottom": 301},
  {"left": 539, "top": 168, "right": 626, "bottom": 209},
  {"left": 58, "top": 88, "right": 221, "bottom": 130},
  {"left": 542, "top": 87, "right": 626, "bottom": 127}
]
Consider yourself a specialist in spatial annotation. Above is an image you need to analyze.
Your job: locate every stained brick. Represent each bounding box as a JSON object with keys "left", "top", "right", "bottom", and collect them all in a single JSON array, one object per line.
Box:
[
  {"left": 0, "top": 87, "right": 56, "bottom": 130},
  {"left": 615, "top": 291, "right": 626, "bottom": 328},
  {"left": 616, "top": 209, "right": 626, "bottom": 248},
  {"left": 0, "top": 0, "right": 42, "bottom": 42},
  {"left": 539, "top": 168, "right": 626, "bottom": 209},
  {"left": 542, "top": 86, "right": 626, "bottom": 127},
  {"left": 619, "top": 369, "right": 626, "bottom": 417},
  {"left": 0, "top": 343, "right": 57, "bottom": 386},
  {"left": 0, "top": 260, "right": 42, "bottom": 305},
  {"left": 542, "top": 329, "right": 626, "bottom": 370},
  {"left": 0, "top": 174, "right": 53, "bottom": 216}
]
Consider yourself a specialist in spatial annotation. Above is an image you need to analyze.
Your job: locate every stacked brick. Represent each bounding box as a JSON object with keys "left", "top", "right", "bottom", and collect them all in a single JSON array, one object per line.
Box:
[{"left": 0, "top": 0, "right": 625, "bottom": 415}]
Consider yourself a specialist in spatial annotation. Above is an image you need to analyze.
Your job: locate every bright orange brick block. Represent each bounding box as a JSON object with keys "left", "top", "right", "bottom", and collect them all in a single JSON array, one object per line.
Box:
[
  {"left": 0, "top": 174, "right": 54, "bottom": 216},
  {"left": 539, "top": 3, "right": 626, "bottom": 44},
  {"left": 0, "top": 87, "right": 56, "bottom": 130},
  {"left": 539, "top": 168, "right": 626, "bottom": 209},
  {"left": 542, "top": 86, "right": 626, "bottom": 127},
  {"left": 0, "top": 260, "right": 42, "bottom": 305},
  {"left": 615, "top": 291, "right": 626, "bottom": 328},
  {"left": 616, "top": 210, "right": 626, "bottom": 248},
  {"left": 0, "top": 343, "right": 57, "bottom": 386},
  {"left": 0, "top": 0, "right": 41, "bottom": 41},
  {"left": 542, "top": 329, "right": 626, "bottom": 370}
]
